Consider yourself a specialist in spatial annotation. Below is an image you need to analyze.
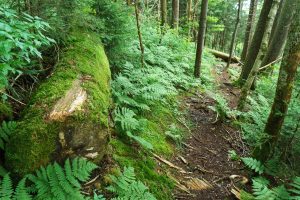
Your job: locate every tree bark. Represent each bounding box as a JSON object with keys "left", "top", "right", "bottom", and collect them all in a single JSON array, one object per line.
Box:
[
  {"left": 194, "top": 0, "right": 208, "bottom": 78},
  {"left": 172, "top": 0, "right": 179, "bottom": 30},
  {"left": 260, "top": 0, "right": 295, "bottom": 70},
  {"left": 240, "top": 0, "right": 258, "bottom": 62},
  {"left": 238, "top": 0, "right": 280, "bottom": 110},
  {"left": 187, "top": 0, "right": 193, "bottom": 38},
  {"left": 239, "top": 0, "right": 275, "bottom": 84},
  {"left": 226, "top": 0, "right": 241, "bottom": 69},
  {"left": 253, "top": 3, "right": 300, "bottom": 161},
  {"left": 160, "top": 0, "right": 167, "bottom": 27},
  {"left": 134, "top": 0, "right": 145, "bottom": 67}
]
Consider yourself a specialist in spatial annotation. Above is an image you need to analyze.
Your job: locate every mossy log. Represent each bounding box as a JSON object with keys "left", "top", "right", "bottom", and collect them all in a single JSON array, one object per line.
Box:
[
  {"left": 5, "top": 32, "right": 111, "bottom": 176},
  {"left": 207, "top": 49, "right": 240, "bottom": 63}
]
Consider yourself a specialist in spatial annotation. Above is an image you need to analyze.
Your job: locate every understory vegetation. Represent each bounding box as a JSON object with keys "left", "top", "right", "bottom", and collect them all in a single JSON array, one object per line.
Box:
[{"left": 1, "top": 0, "right": 300, "bottom": 199}]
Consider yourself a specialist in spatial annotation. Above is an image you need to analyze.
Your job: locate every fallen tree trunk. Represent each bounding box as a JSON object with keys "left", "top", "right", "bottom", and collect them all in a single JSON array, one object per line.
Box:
[
  {"left": 207, "top": 49, "right": 240, "bottom": 63},
  {"left": 5, "top": 32, "right": 111, "bottom": 176}
]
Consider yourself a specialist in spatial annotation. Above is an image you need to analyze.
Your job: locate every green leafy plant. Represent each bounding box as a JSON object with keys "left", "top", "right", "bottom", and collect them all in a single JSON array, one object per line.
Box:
[
  {"left": 0, "top": 6, "right": 54, "bottom": 90},
  {"left": 242, "top": 157, "right": 265, "bottom": 175},
  {"left": 0, "top": 174, "right": 32, "bottom": 199},
  {"left": 0, "top": 121, "right": 16, "bottom": 150},
  {"left": 107, "top": 167, "right": 156, "bottom": 200}
]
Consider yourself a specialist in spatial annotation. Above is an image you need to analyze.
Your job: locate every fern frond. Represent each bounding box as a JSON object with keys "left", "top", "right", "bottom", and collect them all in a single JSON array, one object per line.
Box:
[
  {"left": 252, "top": 177, "right": 274, "bottom": 200},
  {"left": 289, "top": 176, "right": 300, "bottom": 197},
  {"left": 29, "top": 157, "right": 97, "bottom": 200},
  {"left": 0, "top": 173, "right": 13, "bottom": 199},
  {"left": 242, "top": 157, "right": 265, "bottom": 174},
  {"left": 126, "top": 131, "right": 153, "bottom": 150},
  {"left": 13, "top": 178, "right": 32, "bottom": 200},
  {"left": 0, "top": 121, "right": 16, "bottom": 150}
]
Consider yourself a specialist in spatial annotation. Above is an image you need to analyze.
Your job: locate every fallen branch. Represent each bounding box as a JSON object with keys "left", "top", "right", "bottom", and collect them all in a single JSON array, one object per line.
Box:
[
  {"left": 152, "top": 153, "right": 187, "bottom": 173},
  {"left": 259, "top": 57, "right": 282, "bottom": 71}
]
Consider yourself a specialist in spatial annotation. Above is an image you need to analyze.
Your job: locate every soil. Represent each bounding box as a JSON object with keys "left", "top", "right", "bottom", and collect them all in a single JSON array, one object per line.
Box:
[{"left": 172, "top": 65, "right": 249, "bottom": 200}]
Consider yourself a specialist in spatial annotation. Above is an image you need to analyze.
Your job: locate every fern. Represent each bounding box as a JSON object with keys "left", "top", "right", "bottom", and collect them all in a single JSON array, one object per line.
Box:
[
  {"left": 289, "top": 177, "right": 300, "bottom": 198},
  {"left": 0, "top": 174, "right": 31, "bottom": 200},
  {"left": 28, "top": 157, "right": 97, "bottom": 200},
  {"left": 242, "top": 157, "right": 265, "bottom": 175},
  {"left": 252, "top": 177, "right": 275, "bottom": 200},
  {"left": 114, "top": 108, "right": 139, "bottom": 131},
  {"left": 0, "top": 121, "right": 17, "bottom": 150},
  {"left": 107, "top": 167, "right": 156, "bottom": 200}
]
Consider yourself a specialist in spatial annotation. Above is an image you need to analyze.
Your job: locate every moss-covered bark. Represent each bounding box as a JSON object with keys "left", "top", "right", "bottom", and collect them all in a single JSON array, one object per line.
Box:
[
  {"left": 239, "top": 0, "right": 275, "bottom": 83},
  {"left": 254, "top": 5, "right": 300, "bottom": 161},
  {"left": 5, "top": 32, "right": 111, "bottom": 176}
]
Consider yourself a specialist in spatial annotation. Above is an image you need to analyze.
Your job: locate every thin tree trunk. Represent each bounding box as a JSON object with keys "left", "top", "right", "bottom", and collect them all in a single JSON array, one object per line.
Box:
[
  {"left": 260, "top": 0, "right": 295, "bottom": 70},
  {"left": 240, "top": 0, "right": 258, "bottom": 62},
  {"left": 134, "top": 0, "right": 145, "bottom": 67},
  {"left": 253, "top": 4, "right": 300, "bottom": 161},
  {"left": 187, "top": 0, "right": 193, "bottom": 38},
  {"left": 226, "top": 0, "right": 241, "bottom": 69},
  {"left": 160, "top": 0, "right": 167, "bottom": 27},
  {"left": 238, "top": 0, "right": 280, "bottom": 110},
  {"left": 172, "top": 0, "right": 179, "bottom": 30},
  {"left": 239, "top": 0, "right": 275, "bottom": 84},
  {"left": 268, "top": 0, "right": 284, "bottom": 44},
  {"left": 194, "top": 0, "right": 208, "bottom": 78}
]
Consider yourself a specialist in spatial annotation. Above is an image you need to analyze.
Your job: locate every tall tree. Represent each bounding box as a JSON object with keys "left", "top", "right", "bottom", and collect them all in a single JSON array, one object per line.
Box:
[
  {"left": 260, "top": 0, "right": 295, "bottom": 69},
  {"left": 186, "top": 0, "right": 193, "bottom": 37},
  {"left": 194, "top": 0, "right": 208, "bottom": 78},
  {"left": 160, "top": 0, "right": 167, "bottom": 27},
  {"left": 134, "top": 0, "right": 144, "bottom": 67},
  {"left": 238, "top": 0, "right": 280, "bottom": 110},
  {"left": 254, "top": 3, "right": 300, "bottom": 161},
  {"left": 240, "top": 0, "right": 258, "bottom": 62},
  {"left": 239, "top": 0, "right": 275, "bottom": 83},
  {"left": 226, "top": 0, "right": 241, "bottom": 69},
  {"left": 172, "top": 0, "right": 179, "bottom": 29}
]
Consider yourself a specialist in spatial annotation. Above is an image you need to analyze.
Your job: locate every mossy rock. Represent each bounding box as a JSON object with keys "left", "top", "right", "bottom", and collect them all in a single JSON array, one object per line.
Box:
[{"left": 5, "top": 32, "right": 111, "bottom": 176}]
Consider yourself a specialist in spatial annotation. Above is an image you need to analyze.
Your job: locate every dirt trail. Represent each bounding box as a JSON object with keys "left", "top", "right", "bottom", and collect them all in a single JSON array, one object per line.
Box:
[{"left": 171, "top": 66, "right": 249, "bottom": 200}]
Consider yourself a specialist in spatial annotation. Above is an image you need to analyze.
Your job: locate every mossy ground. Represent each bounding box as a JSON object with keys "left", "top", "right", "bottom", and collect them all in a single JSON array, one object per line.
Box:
[
  {"left": 110, "top": 99, "right": 189, "bottom": 199},
  {"left": 5, "top": 31, "right": 111, "bottom": 176}
]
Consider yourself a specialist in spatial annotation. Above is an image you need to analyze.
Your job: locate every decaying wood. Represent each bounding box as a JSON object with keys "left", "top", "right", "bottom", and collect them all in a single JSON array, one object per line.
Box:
[
  {"left": 185, "top": 178, "right": 213, "bottom": 190},
  {"left": 49, "top": 79, "right": 87, "bottom": 121},
  {"left": 207, "top": 49, "right": 240, "bottom": 63}
]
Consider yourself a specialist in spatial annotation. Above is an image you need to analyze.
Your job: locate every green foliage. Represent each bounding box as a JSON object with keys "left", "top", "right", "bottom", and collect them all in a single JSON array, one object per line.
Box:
[
  {"left": 0, "top": 158, "right": 97, "bottom": 200},
  {"left": 0, "top": 174, "right": 32, "bottom": 200},
  {"left": 242, "top": 157, "right": 265, "bottom": 175},
  {"left": 28, "top": 158, "right": 97, "bottom": 199},
  {"left": 228, "top": 150, "right": 240, "bottom": 161},
  {"left": 0, "top": 121, "right": 16, "bottom": 150},
  {"left": 0, "top": 6, "right": 54, "bottom": 90},
  {"left": 107, "top": 167, "right": 156, "bottom": 200}
]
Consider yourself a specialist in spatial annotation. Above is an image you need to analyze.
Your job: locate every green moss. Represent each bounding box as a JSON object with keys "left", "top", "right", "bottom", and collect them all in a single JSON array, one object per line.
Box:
[
  {"left": 0, "top": 102, "right": 13, "bottom": 120},
  {"left": 110, "top": 139, "right": 174, "bottom": 200},
  {"left": 5, "top": 31, "right": 111, "bottom": 176}
]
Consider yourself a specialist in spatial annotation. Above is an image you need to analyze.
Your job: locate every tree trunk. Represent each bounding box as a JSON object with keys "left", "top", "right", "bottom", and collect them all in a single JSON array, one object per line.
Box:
[
  {"left": 194, "top": 0, "right": 208, "bottom": 78},
  {"left": 226, "top": 0, "right": 241, "bottom": 69},
  {"left": 239, "top": 0, "right": 275, "bottom": 84},
  {"left": 268, "top": 0, "right": 284, "bottom": 44},
  {"left": 240, "top": 0, "right": 258, "bottom": 62},
  {"left": 161, "top": 0, "right": 167, "bottom": 27},
  {"left": 238, "top": 0, "right": 280, "bottom": 110},
  {"left": 187, "top": 0, "right": 193, "bottom": 38},
  {"left": 253, "top": 4, "right": 300, "bottom": 161},
  {"left": 260, "top": 0, "right": 295, "bottom": 70},
  {"left": 172, "top": 0, "right": 179, "bottom": 30},
  {"left": 134, "top": 0, "right": 145, "bottom": 67}
]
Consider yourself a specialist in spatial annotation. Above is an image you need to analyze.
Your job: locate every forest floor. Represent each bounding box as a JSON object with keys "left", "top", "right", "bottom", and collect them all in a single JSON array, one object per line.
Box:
[{"left": 171, "top": 64, "right": 250, "bottom": 200}]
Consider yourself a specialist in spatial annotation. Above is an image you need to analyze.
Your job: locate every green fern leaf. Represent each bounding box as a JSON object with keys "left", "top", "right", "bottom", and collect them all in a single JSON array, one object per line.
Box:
[
  {"left": 0, "top": 174, "right": 13, "bottom": 199},
  {"left": 13, "top": 177, "right": 32, "bottom": 200},
  {"left": 242, "top": 157, "right": 265, "bottom": 174},
  {"left": 290, "top": 176, "right": 300, "bottom": 196},
  {"left": 0, "top": 121, "right": 16, "bottom": 150}
]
